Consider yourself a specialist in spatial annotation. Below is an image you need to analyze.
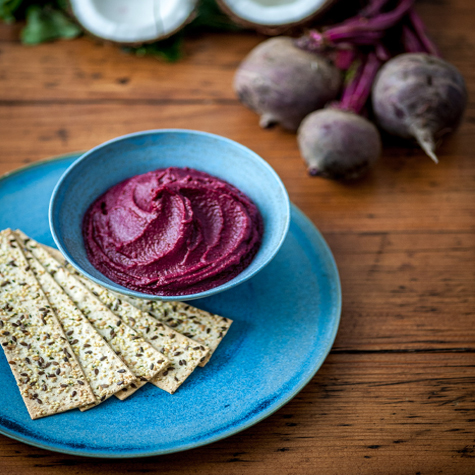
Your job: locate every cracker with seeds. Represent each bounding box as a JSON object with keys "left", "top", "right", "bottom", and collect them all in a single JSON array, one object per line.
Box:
[
  {"left": 16, "top": 236, "right": 137, "bottom": 408},
  {"left": 72, "top": 272, "right": 210, "bottom": 394},
  {"left": 43, "top": 245, "right": 232, "bottom": 367},
  {"left": 38, "top": 247, "right": 147, "bottom": 400},
  {"left": 118, "top": 296, "right": 232, "bottom": 366},
  {"left": 0, "top": 230, "right": 96, "bottom": 419},
  {"left": 115, "top": 380, "right": 147, "bottom": 400},
  {"left": 19, "top": 235, "right": 169, "bottom": 395}
]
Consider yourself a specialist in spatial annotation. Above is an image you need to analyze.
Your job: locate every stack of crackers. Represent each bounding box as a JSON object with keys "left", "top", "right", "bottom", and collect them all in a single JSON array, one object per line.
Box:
[{"left": 0, "top": 229, "right": 232, "bottom": 419}]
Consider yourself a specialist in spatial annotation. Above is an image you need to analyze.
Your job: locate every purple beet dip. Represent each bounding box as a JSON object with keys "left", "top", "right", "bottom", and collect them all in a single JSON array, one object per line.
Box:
[{"left": 82, "top": 167, "right": 263, "bottom": 296}]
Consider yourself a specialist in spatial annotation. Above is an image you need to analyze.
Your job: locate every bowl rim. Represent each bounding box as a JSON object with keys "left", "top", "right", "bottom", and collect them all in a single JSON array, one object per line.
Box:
[{"left": 49, "top": 128, "right": 291, "bottom": 301}]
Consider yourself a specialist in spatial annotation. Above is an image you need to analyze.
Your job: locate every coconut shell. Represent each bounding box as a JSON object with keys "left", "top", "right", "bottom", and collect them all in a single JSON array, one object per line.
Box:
[
  {"left": 216, "top": 0, "right": 336, "bottom": 36},
  {"left": 68, "top": 0, "right": 198, "bottom": 46}
]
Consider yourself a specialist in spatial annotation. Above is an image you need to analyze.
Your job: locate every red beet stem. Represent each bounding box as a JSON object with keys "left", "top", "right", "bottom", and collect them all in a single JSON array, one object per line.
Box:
[
  {"left": 326, "top": 29, "right": 384, "bottom": 45},
  {"left": 339, "top": 52, "right": 382, "bottom": 115},
  {"left": 339, "top": 0, "right": 391, "bottom": 29},
  {"left": 402, "top": 24, "right": 425, "bottom": 53},
  {"left": 345, "top": 31, "right": 386, "bottom": 45},
  {"left": 375, "top": 42, "right": 391, "bottom": 61},
  {"left": 407, "top": 8, "right": 441, "bottom": 57},
  {"left": 299, "top": 0, "right": 418, "bottom": 54},
  {"left": 325, "top": 0, "right": 415, "bottom": 43},
  {"left": 348, "top": 52, "right": 382, "bottom": 114},
  {"left": 298, "top": 0, "right": 412, "bottom": 52},
  {"left": 340, "top": 60, "right": 363, "bottom": 108},
  {"left": 360, "top": 0, "right": 391, "bottom": 18},
  {"left": 334, "top": 47, "right": 357, "bottom": 70}
]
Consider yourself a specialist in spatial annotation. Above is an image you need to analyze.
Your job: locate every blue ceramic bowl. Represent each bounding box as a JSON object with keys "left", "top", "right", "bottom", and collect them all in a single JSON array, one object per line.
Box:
[{"left": 49, "top": 130, "right": 290, "bottom": 301}]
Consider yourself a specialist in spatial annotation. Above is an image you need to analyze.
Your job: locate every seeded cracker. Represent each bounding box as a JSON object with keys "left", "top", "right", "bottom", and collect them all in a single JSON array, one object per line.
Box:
[
  {"left": 42, "top": 246, "right": 230, "bottom": 366},
  {"left": 38, "top": 247, "right": 145, "bottom": 400},
  {"left": 20, "top": 237, "right": 169, "bottom": 398},
  {"left": 117, "top": 295, "right": 232, "bottom": 367},
  {"left": 0, "top": 230, "right": 96, "bottom": 419},
  {"left": 71, "top": 272, "right": 210, "bottom": 394},
  {"left": 15, "top": 234, "right": 137, "bottom": 409}
]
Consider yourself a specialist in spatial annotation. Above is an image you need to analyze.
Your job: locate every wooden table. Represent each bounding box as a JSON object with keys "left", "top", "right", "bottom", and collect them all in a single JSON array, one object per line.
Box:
[{"left": 0, "top": 1, "right": 474, "bottom": 473}]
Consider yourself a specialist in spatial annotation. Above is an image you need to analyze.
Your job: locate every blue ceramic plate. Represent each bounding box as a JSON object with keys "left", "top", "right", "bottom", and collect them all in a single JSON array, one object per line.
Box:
[{"left": 0, "top": 154, "right": 341, "bottom": 458}]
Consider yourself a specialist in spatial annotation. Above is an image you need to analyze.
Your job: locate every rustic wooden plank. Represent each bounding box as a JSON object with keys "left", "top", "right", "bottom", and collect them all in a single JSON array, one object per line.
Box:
[
  {"left": 0, "top": 30, "right": 261, "bottom": 102},
  {"left": 0, "top": 352, "right": 474, "bottom": 474},
  {"left": 329, "top": 231, "right": 475, "bottom": 351}
]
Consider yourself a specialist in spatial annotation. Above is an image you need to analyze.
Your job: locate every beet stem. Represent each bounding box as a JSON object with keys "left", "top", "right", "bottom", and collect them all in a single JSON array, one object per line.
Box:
[
  {"left": 335, "top": 47, "right": 357, "bottom": 70},
  {"left": 299, "top": 0, "right": 414, "bottom": 52},
  {"left": 349, "top": 52, "right": 382, "bottom": 114},
  {"left": 340, "top": 60, "right": 363, "bottom": 109},
  {"left": 407, "top": 8, "right": 441, "bottom": 57},
  {"left": 344, "top": 31, "right": 386, "bottom": 45},
  {"left": 339, "top": 52, "right": 382, "bottom": 115},
  {"left": 360, "top": 0, "right": 391, "bottom": 18},
  {"left": 338, "top": 0, "right": 391, "bottom": 29},
  {"left": 402, "top": 24, "right": 425, "bottom": 53},
  {"left": 326, "top": 0, "right": 415, "bottom": 42},
  {"left": 375, "top": 42, "right": 390, "bottom": 61}
]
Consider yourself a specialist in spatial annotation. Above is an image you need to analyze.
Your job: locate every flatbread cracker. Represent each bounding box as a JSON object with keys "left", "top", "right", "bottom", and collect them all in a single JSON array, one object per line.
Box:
[
  {"left": 115, "top": 380, "right": 147, "bottom": 401},
  {"left": 43, "top": 245, "right": 231, "bottom": 367},
  {"left": 0, "top": 230, "right": 96, "bottom": 419},
  {"left": 20, "top": 236, "right": 170, "bottom": 394},
  {"left": 119, "top": 296, "right": 232, "bottom": 366},
  {"left": 43, "top": 248, "right": 233, "bottom": 366},
  {"left": 15, "top": 236, "right": 137, "bottom": 408},
  {"left": 72, "top": 273, "right": 210, "bottom": 394},
  {"left": 40, "top": 247, "right": 147, "bottom": 400}
]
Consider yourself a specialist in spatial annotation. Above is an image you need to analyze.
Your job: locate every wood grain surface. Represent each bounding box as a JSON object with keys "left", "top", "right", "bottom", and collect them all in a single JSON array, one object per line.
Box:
[{"left": 0, "top": 0, "right": 474, "bottom": 473}]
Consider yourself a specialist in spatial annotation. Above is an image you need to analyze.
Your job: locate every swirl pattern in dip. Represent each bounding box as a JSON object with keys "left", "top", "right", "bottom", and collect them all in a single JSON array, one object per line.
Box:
[{"left": 82, "top": 167, "right": 263, "bottom": 296}]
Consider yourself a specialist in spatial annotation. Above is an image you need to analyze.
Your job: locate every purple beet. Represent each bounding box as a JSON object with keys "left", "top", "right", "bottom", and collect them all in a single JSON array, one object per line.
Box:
[
  {"left": 372, "top": 53, "right": 467, "bottom": 162},
  {"left": 234, "top": 37, "right": 342, "bottom": 132},
  {"left": 298, "top": 51, "right": 383, "bottom": 180},
  {"left": 298, "top": 108, "right": 382, "bottom": 180}
]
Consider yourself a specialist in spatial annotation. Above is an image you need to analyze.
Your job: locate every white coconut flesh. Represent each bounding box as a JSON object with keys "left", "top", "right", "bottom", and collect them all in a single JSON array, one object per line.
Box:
[
  {"left": 70, "top": 0, "right": 198, "bottom": 43},
  {"left": 221, "top": 0, "right": 330, "bottom": 26}
]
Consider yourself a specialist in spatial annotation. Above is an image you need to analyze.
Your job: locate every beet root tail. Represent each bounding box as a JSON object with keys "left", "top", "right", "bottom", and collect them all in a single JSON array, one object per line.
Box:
[
  {"left": 411, "top": 125, "right": 439, "bottom": 163},
  {"left": 259, "top": 113, "right": 277, "bottom": 129}
]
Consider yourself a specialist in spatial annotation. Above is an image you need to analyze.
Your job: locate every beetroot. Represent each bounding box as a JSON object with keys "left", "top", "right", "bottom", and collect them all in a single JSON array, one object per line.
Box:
[
  {"left": 372, "top": 53, "right": 467, "bottom": 162},
  {"left": 298, "top": 52, "right": 383, "bottom": 180},
  {"left": 234, "top": 37, "right": 342, "bottom": 131},
  {"left": 298, "top": 108, "right": 381, "bottom": 180}
]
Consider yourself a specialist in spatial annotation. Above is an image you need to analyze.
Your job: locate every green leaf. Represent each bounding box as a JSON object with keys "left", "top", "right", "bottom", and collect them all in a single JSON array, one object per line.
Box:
[
  {"left": 21, "top": 5, "right": 81, "bottom": 45},
  {"left": 124, "top": 34, "right": 185, "bottom": 63},
  {"left": 0, "top": 0, "right": 24, "bottom": 22},
  {"left": 344, "top": 58, "right": 362, "bottom": 85},
  {"left": 54, "top": 0, "right": 68, "bottom": 11},
  {"left": 188, "top": 0, "right": 243, "bottom": 32}
]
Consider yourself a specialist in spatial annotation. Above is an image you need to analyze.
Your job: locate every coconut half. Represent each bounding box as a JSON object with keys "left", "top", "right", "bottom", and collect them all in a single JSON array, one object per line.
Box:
[
  {"left": 69, "top": 0, "right": 199, "bottom": 44},
  {"left": 217, "top": 0, "right": 335, "bottom": 35}
]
